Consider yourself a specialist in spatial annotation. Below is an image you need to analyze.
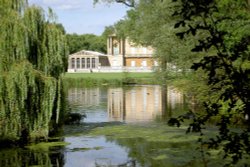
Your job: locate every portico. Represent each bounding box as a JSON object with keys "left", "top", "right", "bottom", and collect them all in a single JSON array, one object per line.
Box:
[{"left": 68, "top": 50, "right": 110, "bottom": 72}]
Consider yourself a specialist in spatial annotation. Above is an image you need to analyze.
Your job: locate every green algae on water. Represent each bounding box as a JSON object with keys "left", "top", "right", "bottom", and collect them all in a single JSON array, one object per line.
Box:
[{"left": 86, "top": 123, "right": 228, "bottom": 167}]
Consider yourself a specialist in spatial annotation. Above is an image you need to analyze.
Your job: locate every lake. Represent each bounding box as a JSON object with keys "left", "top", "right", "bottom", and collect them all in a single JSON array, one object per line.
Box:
[{"left": 0, "top": 85, "right": 207, "bottom": 167}]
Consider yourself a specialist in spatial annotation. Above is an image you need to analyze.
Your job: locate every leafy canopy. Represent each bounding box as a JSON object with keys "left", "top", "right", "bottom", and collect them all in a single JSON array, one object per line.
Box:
[
  {"left": 66, "top": 33, "right": 106, "bottom": 54},
  {"left": 170, "top": 0, "right": 250, "bottom": 165}
]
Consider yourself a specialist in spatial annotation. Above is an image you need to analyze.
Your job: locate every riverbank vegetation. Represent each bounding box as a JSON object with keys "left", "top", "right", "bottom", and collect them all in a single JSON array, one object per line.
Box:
[
  {"left": 0, "top": 1, "right": 68, "bottom": 145},
  {"left": 62, "top": 72, "right": 159, "bottom": 87}
]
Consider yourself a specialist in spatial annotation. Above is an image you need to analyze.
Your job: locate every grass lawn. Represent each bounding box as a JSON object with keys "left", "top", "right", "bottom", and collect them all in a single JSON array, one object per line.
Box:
[
  {"left": 63, "top": 72, "right": 155, "bottom": 80},
  {"left": 62, "top": 72, "right": 158, "bottom": 87}
]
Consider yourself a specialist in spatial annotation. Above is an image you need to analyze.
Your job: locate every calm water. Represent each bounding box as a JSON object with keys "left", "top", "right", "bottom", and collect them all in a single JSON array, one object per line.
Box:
[
  {"left": 0, "top": 85, "right": 191, "bottom": 167},
  {"left": 68, "top": 85, "right": 188, "bottom": 123}
]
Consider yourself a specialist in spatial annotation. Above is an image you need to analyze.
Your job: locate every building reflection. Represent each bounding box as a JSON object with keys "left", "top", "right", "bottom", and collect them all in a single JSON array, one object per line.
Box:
[
  {"left": 163, "top": 86, "right": 186, "bottom": 119},
  {"left": 124, "top": 86, "right": 162, "bottom": 122},
  {"left": 166, "top": 86, "right": 184, "bottom": 109},
  {"left": 108, "top": 88, "right": 124, "bottom": 121},
  {"left": 108, "top": 86, "right": 185, "bottom": 122},
  {"left": 67, "top": 86, "right": 186, "bottom": 123}
]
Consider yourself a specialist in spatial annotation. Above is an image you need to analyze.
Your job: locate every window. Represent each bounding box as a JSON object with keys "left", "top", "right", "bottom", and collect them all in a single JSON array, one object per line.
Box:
[
  {"left": 131, "top": 47, "right": 136, "bottom": 54},
  {"left": 92, "top": 58, "right": 96, "bottom": 68},
  {"left": 131, "top": 61, "right": 136, "bottom": 67},
  {"left": 142, "top": 60, "right": 147, "bottom": 67},
  {"left": 71, "top": 58, "right": 75, "bottom": 69},
  {"left": 113, "top": 47, "right": 119, "bottom": 55},
  {"left": 87, "top": 58, "right": 90, "bottom": 68},
  {"left": 81, "top": 58, "right": 85, "bottom": 68},
  {"left": 76, "top": 58, "right": 80, "bottom": 69}
]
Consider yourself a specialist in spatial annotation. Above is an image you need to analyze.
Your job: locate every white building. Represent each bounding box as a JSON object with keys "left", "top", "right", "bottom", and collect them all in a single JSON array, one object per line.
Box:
[
  {"left": 67, "top": 35, "right": 158, "bottom": 73},
  {"left": 67, "top": 50, "right": 110, "bottom": 73}
]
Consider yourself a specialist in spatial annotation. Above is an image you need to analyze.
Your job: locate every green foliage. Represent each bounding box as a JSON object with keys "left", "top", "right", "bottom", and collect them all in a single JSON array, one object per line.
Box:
[
  {"left": 66, "top": 33, "right": 106, "bottom": 54},
  {"left": 170, "top": 0, "right": 250, "bottom": 165},
  {"left": 23, "top": 6, "right": 68, "bottom": 78},
  {"left": 99, "top": 0, "right": 250, "bottom": 164},
  {"left": 0, "top": 61, "right": 57, "bottom": 141},
  {"left": 0, "top": 1, "right": 68, "bottom": 143},
  {"left": 102, "top": 25, "right": 116, "bottom": 39},
  {"left": 105, "top": 0, "right": 202, "bottom": 79}
]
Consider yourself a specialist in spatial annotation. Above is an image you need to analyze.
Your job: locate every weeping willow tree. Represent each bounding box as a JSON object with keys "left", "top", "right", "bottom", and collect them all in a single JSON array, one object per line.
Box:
[{"left": 0, "top": 0, "right": 68, "bottom": 143}]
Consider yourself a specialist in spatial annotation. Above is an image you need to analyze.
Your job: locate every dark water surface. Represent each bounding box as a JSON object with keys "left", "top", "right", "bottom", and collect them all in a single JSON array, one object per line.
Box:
[{"left": 0, "top": 85, "right": 192, "bottom": 167}]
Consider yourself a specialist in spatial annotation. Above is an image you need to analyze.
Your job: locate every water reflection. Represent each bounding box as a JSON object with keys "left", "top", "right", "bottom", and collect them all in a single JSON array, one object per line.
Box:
[
  {"left": 64, "top": 136, "right": 135, "bottom": 167},
  {"left": 0, "top": 147, "right": 65, "bottom": 167},
  {"left": 67, "top": 85, "right": 188, "bottom": 123},
  {"left": 0, "top": 85, "right": 192, "bottom": 167},
  {"left": 108, "top": 86, "right": 163, "bottom": 122},
  {"left": 68, "top": 87, "right": 108, "bottom": 122},
  {"left": 68, "top": 88, "right": 104, "bottom": 108}
]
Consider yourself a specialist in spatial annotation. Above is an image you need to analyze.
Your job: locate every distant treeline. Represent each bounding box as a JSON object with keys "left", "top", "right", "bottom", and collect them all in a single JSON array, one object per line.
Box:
[{"left": 66, "top": 33, "right": 107, "bottom": 54}]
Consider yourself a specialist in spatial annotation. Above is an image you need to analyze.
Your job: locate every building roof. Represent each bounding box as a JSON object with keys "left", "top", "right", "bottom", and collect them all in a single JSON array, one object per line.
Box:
[{"left": 69, "top": 50, "right": 106, "bottom": 57}]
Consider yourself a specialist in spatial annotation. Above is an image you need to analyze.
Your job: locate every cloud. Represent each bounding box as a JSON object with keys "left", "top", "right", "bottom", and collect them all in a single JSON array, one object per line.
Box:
[
  {"left": 56, "top": 4, "right": 81, "bottom": 10},
  {"left": 29, "top": 0, "right": 87, "bottom": 11},
  {"left": 28, "top": 0, "right": 128, "bottom": 35}
]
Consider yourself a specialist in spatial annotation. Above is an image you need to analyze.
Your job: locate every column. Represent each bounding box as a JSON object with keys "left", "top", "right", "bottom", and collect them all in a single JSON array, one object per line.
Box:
[
  {"left": 110, "top": 37, "right": 113, "bottom": 55},
  {"left": 96, "top": 58, "right": 99, "bottom": 68}
]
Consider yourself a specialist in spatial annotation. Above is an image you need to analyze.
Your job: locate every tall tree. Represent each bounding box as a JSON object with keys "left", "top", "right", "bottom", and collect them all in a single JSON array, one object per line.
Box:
[{"left": 0, "top": 0, "right": 68, "bottom": 144}]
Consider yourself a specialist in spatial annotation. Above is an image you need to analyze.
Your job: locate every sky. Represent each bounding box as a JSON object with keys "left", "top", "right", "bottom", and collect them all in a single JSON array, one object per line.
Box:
[{"left": 28, "top": 0, "right": 129, "bottom": 35}]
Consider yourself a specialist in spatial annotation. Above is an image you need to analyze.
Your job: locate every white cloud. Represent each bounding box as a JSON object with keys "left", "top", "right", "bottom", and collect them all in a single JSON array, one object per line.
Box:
[
  {"left": 57, "top": 4, "right": 81, "bottom": 10},
  {"left": 28, "top": 0, "right": 128, "bottom": 35},
  {"left": 29, "top": 0, "right": 87, "bottom": 11}
]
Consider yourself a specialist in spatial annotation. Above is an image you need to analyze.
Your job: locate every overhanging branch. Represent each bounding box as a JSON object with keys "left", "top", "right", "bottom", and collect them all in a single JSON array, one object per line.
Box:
[{"left": 116, "top": 0, "right": 135, "bottom": 7}]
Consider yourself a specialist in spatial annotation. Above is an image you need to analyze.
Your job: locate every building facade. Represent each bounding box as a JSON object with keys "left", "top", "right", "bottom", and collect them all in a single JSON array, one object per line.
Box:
[
  {"left": 67, "top": 35, "right": 157, "bottom": 73},
  {"left": 107, "top": 35, "right": 157, "bottom": 70},
  {"left": 67, "top": 50, "right": 110, "bottom": 73}
]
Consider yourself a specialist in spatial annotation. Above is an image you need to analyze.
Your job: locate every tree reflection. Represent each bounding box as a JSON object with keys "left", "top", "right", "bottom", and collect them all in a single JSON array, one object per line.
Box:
[{"left": 0, "top": 147, "right": 65, "bottom": 167}]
